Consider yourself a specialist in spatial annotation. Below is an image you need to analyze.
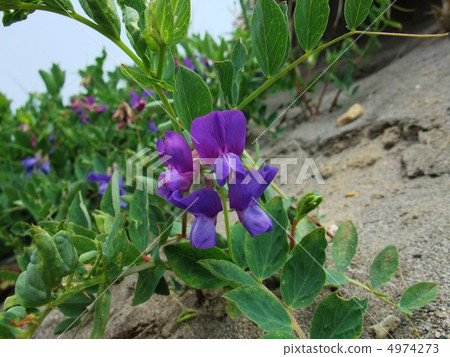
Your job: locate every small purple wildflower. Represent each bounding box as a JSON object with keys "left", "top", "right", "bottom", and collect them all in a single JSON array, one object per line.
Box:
[
  {"left": 112, "top": 101, "right": 134, "bottom": 130},
  {"left": 86, "top": 172, "right": 127, "bottom": 207},
  {"left": 71, "top": 96, "right": 107, "bottom": 123},
  {"left": 148, "top": 120, "right": 158, "bottom": 132},
  {"left": 21, "top": 154, "right": 50, "bottom": 177}
]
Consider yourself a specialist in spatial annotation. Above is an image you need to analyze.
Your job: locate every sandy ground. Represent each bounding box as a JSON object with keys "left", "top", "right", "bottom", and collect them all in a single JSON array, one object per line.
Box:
[{"left": 35, "top": 31, "right": 449, "bottom": 339}]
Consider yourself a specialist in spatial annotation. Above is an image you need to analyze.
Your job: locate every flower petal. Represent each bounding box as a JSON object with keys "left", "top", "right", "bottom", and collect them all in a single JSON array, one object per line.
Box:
[
  {"left": 21, "top": 157, "right": 38, "bottom": 169},
  {"left": 86, "top": 172, "right": 111, "bottom": 184},
  {"left": 236, "top": 204, "right": 273, "bottom": 237},
  {"left": 40, "top": 160, "right": 50, "bottom": 175},
  {"left": 167, "top": 188, "right": 222, "bottom": 219},
  {"left": 191, "top": 110, "right": 246, "bottom": 160},
  {"left": 190, "top": 216, "right": 217, "bottom": 249},
  {"left": 157, "top": 131, "right": 193, "bottom": 174},
  {"left": 229, "top": 165, "right": 278, "bottom": 211}
]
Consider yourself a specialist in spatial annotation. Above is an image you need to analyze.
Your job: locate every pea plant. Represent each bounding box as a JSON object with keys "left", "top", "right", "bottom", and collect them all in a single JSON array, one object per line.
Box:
[{"left": 0, "top": 0, "right": 445, "bottom": 339}]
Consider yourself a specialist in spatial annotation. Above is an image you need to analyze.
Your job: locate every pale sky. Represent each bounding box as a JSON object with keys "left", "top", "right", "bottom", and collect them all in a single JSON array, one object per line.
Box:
[{"left": 0, "top": 1, "right": 240, "bottom": 109}]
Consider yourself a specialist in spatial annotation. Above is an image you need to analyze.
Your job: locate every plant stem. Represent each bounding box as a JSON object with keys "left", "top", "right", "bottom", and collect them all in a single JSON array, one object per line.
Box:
[
  {"left": 27, "top": 307, "right": 52, "bottom": 338},
  {"left": 181, "top": 212, "right": 187, "bottom": 238},
  {"left": 346, "top": 277, "right": 421, "bottom": 337},
  {"left": 154, "top": 86, "right": 181, "bottom": 132},
  {"left": 157, "top": 46, "right": 166, "bottom": 79},
  {"left": 238, "top": 32, "right": 355, "bottom": 110},
  {"left": 220, "top": 186, "right": 234, "bottom": 262},
  {"left": 14, "top": 3, "right": 146, "bottom": 72},
  {"left": 354, "top": 30, "right": 449, "bottom": 38}
]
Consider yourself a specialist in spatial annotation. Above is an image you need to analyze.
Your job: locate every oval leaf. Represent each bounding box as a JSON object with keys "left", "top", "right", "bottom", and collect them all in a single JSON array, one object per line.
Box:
[
  {"left": 245, "top": 197, "right": 290, "bottom": 281},
  {"left": 165, "top": 243, "right": 229, "bottom": 289},
  {"left": 174, "top": 66, "right": 213, "bottom": 130},
  {"left": 310, "top": 293, "right": 368, "bottom": 339},
  {"left": 128, "top": 188, "right": 149, "bottom": 252},
  {"left": 67, "top": 191, "right": 91, "bottom": 229},
  {"left": 281, "top": 227, "right": 327, "bottom": 309},
  {"left": 369, "top": 245, "right": 398, "bottom": 290},
  {"left": 332, "top": 220, "right": 358, "bottom": 272},
  {"left": 344, "top": 0, "right": 373, "bottom": 30},
  {"left": 224, "top": 286, "right": 293, "bottom": 333},
  {"left": 399, "top": 282, "right": 439, "bottom": 315},
  {"left": 251, "top": 0, "right": 289, "bottom": 77},
  {"left": 132, "top": 266, "right": 165, "bottom": 306},
  {"left": 199, "top": 259, "right": 258, "bottom": 288},
  {"left": 294, "top": 0, "right": 330, "bottom": 52}
]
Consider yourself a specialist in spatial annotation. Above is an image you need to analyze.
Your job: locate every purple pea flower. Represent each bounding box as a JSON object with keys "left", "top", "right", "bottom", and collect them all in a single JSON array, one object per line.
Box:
[
  {"left": 167, "top": 189, "right": 223, "bottom": 249},
  {"left": 191, "top": 110, "right": 246, "bottom": 186},
  {"left": 183, "top": 57, "right": 197, "bottom": 72},
  {"left": 148, "top": 120, "right": 158, "bottom": 132},
  {"left": 21, "top": 154, "right": 50, "bottom": 177},
  {"left": 156, "top": 131, "right": 193, "bottom": 198},
  {"left": 71, "top": 96, "right": 107, "bottom": 123},
  {"left": 229, "top": 165, "right": 278, "bottom": 236},
  {"left": 86, "top": 172, "right": 127, "bottom": 207}
]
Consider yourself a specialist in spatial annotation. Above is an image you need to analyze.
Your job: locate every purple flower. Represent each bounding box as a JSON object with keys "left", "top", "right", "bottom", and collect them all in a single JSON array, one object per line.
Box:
[
  {"left": 21, "top": 154, "right": 50, "bottom": 177},
  {"left": 129, "top": 91, "right": 146, "bottom": 112},
  {"left": 183, "top": 57, "right": 197, "bottom": 72},
  {"left": 229, "top": 165, "right": 278, "bottom": 236},
  {"left": 148, "top": 120, "right": 158, "bottom": 132},
  {"left": 86, "top": 172, "right": 127, "bottom": 207},
  {"left": 156, "top": 131, "right": 193, "bottom": 198},
  {"left": 112, "top": 101, "right": 134, "bottom": 130},
  {"left": 167, "top": 189, "right": 222, "bottom": 249},
  {"left": 71, "top": 96, "right": 107, "bottom": 123},
  {"left": 191, "top": 110, "right": 246, "bottom": 186}
]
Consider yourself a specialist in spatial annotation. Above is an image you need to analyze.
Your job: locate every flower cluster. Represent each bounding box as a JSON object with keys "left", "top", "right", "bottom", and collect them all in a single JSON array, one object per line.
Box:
[
  {"left": 70, "top": 96, "right": 107, "bottom": 123},
  {"left": 21, "top": 153, "right": 50, "bottom": 177},
  {"left": 156, "top": 110, "right": 278, "bottom": 249}
]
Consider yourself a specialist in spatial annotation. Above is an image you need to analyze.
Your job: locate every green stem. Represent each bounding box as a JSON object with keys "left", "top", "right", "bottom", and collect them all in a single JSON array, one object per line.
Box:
[
  {"left": 220, "top": 186, "right": 234, "bottom": 262},
  {"left": 13, "top": 3, "right": 146, "bottom": 72},
  {"left": 157, "top": 46, "right": 166, "bottom": 79},
  {"left": 346, "top": 277, "right": 421, "bottom": 337},
  {"left": 155, "top": 86, "right": 181, "bottom": 132},
  {"left": 27, "top": 307, "right": 52, "bottom": 338},
  {"left": 354, "top": 30, "right": 449, "bottom": 38},
  {"left": 238, "top": 32, "right": 355, "bottom": 110}
]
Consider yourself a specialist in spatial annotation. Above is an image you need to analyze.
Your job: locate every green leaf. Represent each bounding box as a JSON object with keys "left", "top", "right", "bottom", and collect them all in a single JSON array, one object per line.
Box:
[
  {"left": 121, "top": 5, "right": 148, "bottom": 60},
  {"left": 100, "top": 171, "right": 121, "bottom": 217},
  {"left": 103, "top": 214, "right": 128, "bottom": 282},
  {"left": 199, "top": 259, "right": 258, "bottom": 288},
  {"left": 260, "top": 331, "right": 297, "bottom": 339},
  {"left": 90, "top": 287, "right": 111, "bottom": 338},
  {"left": 2, "top": 8, "right": 34, "bottom": 27},
  {"left": 158, "top": 216, "right": 175, "bottom": 247},
  {"left": 399, "top": 282, "right": 439, "bottom": 315},
  {"left": 165, "top": 243, "right": 229, "bottom": 289},
  {"left": 281, "top": 228, "right": 327, "bottom": 308},
  {"left": 0, "top": 270, "right": 19, "bottom": 282},
  {"left": 224, "top": 286, "right": 293, "bottom": 333},
  {"left": 67, "top": 222, "right": 97, "bottom": 239},
  {"left": 144, "top": 0, "right": 190, "bottom": 48},
  {"left": 310, "top": 293, "right": 368, "bottom": 339},
  {"left": 128, "top": 189, "right": 149, "bottom": 252},
  {"left": 72, "top": 235, "right": 97, "bottom": 254},
  {"left": 16, "top": 231, "right": 77, "bottom": 307},
  {"left": 214, "top": 60, "right": 234, "bottom": 105},
  {"left": 245, "top": 197, "right": 290, "bottom": 281},
  {"left": 324, "top": 269, "right": 349, "bottom": 287},
  {"left": 295, "top": 191, "right": 323, "bottom": 221},
  {"left": 67, "top": 191, "right": 91, "bottom": 229},
  {"left": 251, "top": 0, "right": 289, "bottom": 77},
  {"left": 332, "top": 220, "right": 358, "bottom": 272},
  {"left": 294, "top": 0, "right": 330, "bottom": 52},
  {"left": 294, "top": 216, "right": 317, "bottom": 243},
  {"left": 230, "top": 222, "right": 248, "bottom": 269},
  {"left": 174, "top": 66, "right": 213, "bottom": 130},
  {"left": 132, "top": 266, "right": 165, "bottom": 306},
  {"left": 231, "top": 39, "right": 247, "bottom": 105},
  {"left": 279, "top": 1, "right": 291, "bottom": 65},
  {"left": 43, "top": 1, "right": 74, "bottom": 12},
  {"left": 59, "top": 290, "right": 95, "bottom": 317},
  {"left": 344, "top": 0, "right": 373, "bottom": 30},
  {"left": 369, "top": 245, "right": 398, "bottom": 290},
  {"left": 120, "top": 65, "right": 174, "bottom": 91},
  {"left": 54, "top": 317, "right": 81, "bottom": 335},
  {"left": 80, "top": 0, "right": 121, "bottom": 39}
]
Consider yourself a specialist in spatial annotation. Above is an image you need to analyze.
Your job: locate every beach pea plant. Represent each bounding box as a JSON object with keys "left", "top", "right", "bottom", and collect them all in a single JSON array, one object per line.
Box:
[{"left": 0, "top": 0, "right": 444, "bottom": 339}]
